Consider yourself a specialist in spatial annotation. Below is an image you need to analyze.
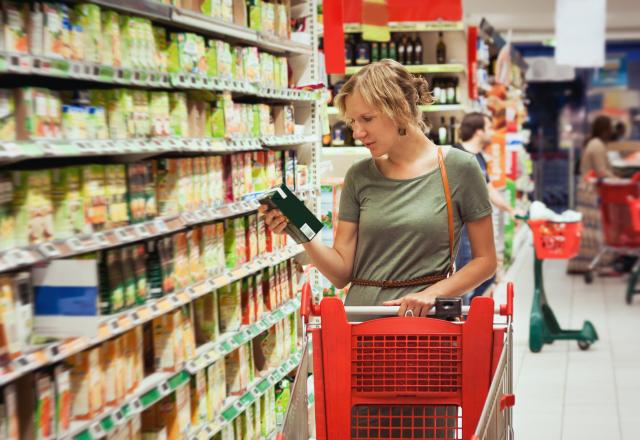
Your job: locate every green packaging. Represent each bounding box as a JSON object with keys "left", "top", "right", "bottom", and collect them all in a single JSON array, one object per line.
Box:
[
  {"left": 81, "top": 165, "right": 107, "bottom": 232},
  {"left": 168, "top": 32, "right": 206, "bottom": 74},
  {"left": 12, "top": 170, "right": 54, "bottom": 247},
  {"left": 99, "top": 249, "right": 124, "bottom": 314},
  {"left": 218, "top": 281, "right": 241, "bottom": 333},
  {"left": 0, "top": 90, "right": 15, "bottom": 141},
  {"left": 101, "top": 10, "right": 121, "bottom": 67},
  {"left": 223, "top": 218, "right": 236, "bottom": 269},
  {"left": 205, "top": 40, "right": 218, "bottom": 77},
  {"left": 0, "top": 174, "right": 14, "bottom": 252},
  {"left": 169, "top": 93, "right": 189, "bottom": 137},
  {"left": 51, "top": 166, "right": 85, "bottom": 239},
  {"left": 105, "top": 165, "right": 128, "bottom": 229},
  {"left": 121, "top": 247, "right": 136, "bottom": 309},
  {"left": 74, "top": 3, "right": 102, "bottom": 64},
  {"left": 194, "top": 291, "right": 219, "bottom": 344},
  {"left": 274, "top": 379, "right": 291, "bottom": 427},
  {"left": 132, "top": 244, "right": 147, "bottom": 305}
]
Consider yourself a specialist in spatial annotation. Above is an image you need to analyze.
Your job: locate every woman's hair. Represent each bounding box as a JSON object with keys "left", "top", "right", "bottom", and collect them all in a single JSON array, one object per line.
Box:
[
  {"left": 586, "top": 115, "right": 613, "bottom": 145},
  {"left": 334, "top": 59, "right": 433, "bottom": 132}
]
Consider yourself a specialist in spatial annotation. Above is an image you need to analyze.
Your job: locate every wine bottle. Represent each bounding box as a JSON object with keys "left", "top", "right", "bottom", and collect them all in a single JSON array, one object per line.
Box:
[
  {"left": 438, "top": 116, "right": 448, "bottom": 145},
  {"left": 388, "top": 38, "right": 398, "bottom": 61},
  {"left": 355, "top": 36, "right": 371, "bottom": 65},
  {"left": 380, "top": 40, "right": 389, "bottom": 60},
  {"left": 371, "top": 41, "right": 380, "bottom": 62},
  {"left": 436, "top": 31, "right": 446, "bottom": 64},
  {"left": 332, "top": 121, "right": 348, "bottom": 146},
  {"left": 449, "top": 117, "right": 457, "bottom": 145},
  {"left": 397, "top": 35, "right": 406, "bottom": 64},
  {"left": 413, "top": 34, "right": 423, "bottom": 65},
  {"left": 345, "top": 34, "right": 355, "bottom": 66},
  {"left": 405, "top": 35, "right": 414, "bottom": 66}
]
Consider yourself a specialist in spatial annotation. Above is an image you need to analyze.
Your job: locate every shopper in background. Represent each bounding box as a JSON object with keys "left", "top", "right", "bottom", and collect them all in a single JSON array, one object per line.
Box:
[
  {"left": 261, "top": 59, "right": 496, "bottom": 317},
  {"left": 568, "top": 115, "right": 616, "bottom": 273},
  {"left": 453, "top": 112, "right": 513, "bottom": 304}
]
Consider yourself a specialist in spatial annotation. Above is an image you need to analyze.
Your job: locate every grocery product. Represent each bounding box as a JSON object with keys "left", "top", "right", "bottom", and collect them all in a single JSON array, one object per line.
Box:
[
  {"left": 1, "top": 384, "right": 19, "bottom": 440},
  {"left": 51, "top": 167, "right": 85, "bottom": 239},
  {"left": 206, "top": 359, "right": 226, "bottom": 421},
  {"left": 35, "top": 372, "right": 55, "bottom": 440},
  {"left": 218, "top": 281, "right": 241, "bottom": 333},
  {"left": 67, "top": 347, "right": 102, "bottom": 421},
  {"left": 53, "top": 365, "right": 71, "bottom": 437},
  {"left": 194, "top": 291, "right": 219, "bottom": 344},
  {"left": 12, "top": 170, "right": 54, "bottom": 246}
]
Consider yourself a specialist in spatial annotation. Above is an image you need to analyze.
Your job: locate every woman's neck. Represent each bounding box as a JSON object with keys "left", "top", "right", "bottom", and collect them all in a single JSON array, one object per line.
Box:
[{"left": 387, "top": 127, "right": 434, "bottom": 167}]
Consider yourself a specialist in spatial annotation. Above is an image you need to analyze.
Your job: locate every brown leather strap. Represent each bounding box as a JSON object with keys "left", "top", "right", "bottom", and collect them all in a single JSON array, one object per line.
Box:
[
  {"left": 350, "top": 146, "right": 456, "bottom": 289},
  {"left": 437, "top": 146, "right": 455, "bottom": 276}
]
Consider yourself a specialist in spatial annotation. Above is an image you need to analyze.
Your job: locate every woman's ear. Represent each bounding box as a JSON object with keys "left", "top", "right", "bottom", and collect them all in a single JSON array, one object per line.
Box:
[{"left": 398, "top": 128, "right": 407, "bottom": 136}]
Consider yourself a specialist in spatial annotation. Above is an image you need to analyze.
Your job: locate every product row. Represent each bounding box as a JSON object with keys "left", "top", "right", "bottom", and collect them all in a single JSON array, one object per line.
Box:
[
  {"left": 0, "top": 88, "right": 300, "bottom": 142},
  {"left": 1, "top": 2, "right": 292, "bottom": 81},
  {"left": 0, "top": 151, "right": 308, "bottom": 248},
  {"left": 0, "top": 295, "right": 299, "bottom": 440},
  {"left": 1, "top": 224, "right": 294, "bottom": 360},
  {"left": 343, "top": 31, "right": 449, "bottom": 66}
]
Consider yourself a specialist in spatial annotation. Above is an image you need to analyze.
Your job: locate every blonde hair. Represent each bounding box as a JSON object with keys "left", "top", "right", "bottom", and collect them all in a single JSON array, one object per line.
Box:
[{"left": 335, "top": 59, "right": 433, "bottom": 132}]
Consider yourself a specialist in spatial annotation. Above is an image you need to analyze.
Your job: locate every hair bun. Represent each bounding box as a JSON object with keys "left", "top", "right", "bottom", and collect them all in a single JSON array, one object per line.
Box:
[{"left": 413, "top": 76, "right": 433, "bottom": 106}]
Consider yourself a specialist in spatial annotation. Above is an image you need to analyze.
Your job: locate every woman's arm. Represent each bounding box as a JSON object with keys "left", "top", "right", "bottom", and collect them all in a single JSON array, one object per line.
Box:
[
  {"left": 260, "top": 205, "right": 358, "bottom": 288},
  {"left": 384, "top": 215, "right": 497, "bottom": 317}
]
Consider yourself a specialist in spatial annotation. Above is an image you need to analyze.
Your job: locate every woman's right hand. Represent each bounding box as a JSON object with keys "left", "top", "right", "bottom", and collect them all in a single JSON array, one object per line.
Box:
[{"left": 258, "top": 205, "right": 289, "bottom": 234}]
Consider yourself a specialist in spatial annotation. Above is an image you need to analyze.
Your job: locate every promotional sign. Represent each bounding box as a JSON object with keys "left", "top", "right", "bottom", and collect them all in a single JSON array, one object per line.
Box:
[
  {"left": 486, "top": 133, "right": 506, "bottom": 189},
  {"left": 555, "top": 0, "right": 605, "bottom": 67},
  {"left": 592, "top": 55, "right": 628, "bottom": 88},
  {"left": 343, "top": 0, "right": 462, "bottom": 23}
]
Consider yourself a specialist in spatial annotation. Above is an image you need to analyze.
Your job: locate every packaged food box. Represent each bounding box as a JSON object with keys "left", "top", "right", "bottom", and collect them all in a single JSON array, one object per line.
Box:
[
  {"left": 194, "top": 291, "right": 219, "bottom": 344},
  {"left": 191, "top": 370, "right": 207, "bottom": 425},
  {"left": 206, "top": 359, "right": 226, "bottom": 421},
  {"left": 1, "top": 2, "right": 29, "bottom": 54},
  {"left": 54, "top": 366, "right": 71, "bottom": 437},
  {"left": 67, "top": 348, "right": 102, "bottom": 420},
  {"left": 12, "top": 170, "right": 54, "bottom": 246},
  {"left": 1, "top": 384, "right": 19, "bottom": 440},
  {"left": 152, "top": 311, "right": 179, "bottom": 372},
  {"left": 81, "top": 165, "right": 107, "bottom": 232},
  {"left": 241, "top": 277, "right": 255, "bottom": 326},
  {"left": 121, "top": 246, "right": 136, "bottom": 309},
  {"left": 100, "top": 339, "right": 118, "bottom": 407},
  {"left": 133, "top": 244, "right": 148, "bottom": 305},
  {"left": 153, "top": 159, "right": 179, "bottom": 217},
  {"left": 105, "top": 165, "right": 129, "bottom": 229},
  {"left": 172, "top": 232, "right": 189, "bottom": 290},
  {"left": 99, "top": 249, "right": 124, "bottom": 314},
  {"left": 218, "top": 281, "right": 241, "bottom": 333}
]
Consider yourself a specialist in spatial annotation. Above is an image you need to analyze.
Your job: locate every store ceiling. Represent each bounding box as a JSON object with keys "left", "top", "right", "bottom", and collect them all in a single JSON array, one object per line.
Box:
[{"left": 463, "top": 0, "right": 640, "bottom": 42}]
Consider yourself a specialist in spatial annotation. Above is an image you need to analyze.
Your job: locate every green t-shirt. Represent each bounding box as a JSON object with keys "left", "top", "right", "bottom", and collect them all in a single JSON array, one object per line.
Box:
[{"left": 339, "top": 147, "right": 492, "bottom": 306}]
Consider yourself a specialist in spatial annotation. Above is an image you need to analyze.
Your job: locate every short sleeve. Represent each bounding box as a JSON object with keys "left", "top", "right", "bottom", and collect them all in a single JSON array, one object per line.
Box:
[
  {"left": 338, "top": 164, "right": 360, "bottom": 223},
  {"left": 457, "top": 154, "right": 492, "bottom": 223}
]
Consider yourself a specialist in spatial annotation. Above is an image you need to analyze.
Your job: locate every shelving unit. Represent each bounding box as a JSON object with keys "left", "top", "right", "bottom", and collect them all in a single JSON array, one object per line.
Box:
[
  {"left": 0, "top": 0, "right": 321, "bottom": 438},
  {"left": 344, "top": 62, "right": 465, "bottom": 75}
]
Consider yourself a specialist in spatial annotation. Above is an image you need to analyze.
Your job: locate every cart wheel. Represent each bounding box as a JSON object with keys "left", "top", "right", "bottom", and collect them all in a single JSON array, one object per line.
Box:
[
  {"left": 577, "top": 340, "right": 591, "bottom": 351},
  {"left": 584, "top": 272, "right": 594, "bottom": 284}
]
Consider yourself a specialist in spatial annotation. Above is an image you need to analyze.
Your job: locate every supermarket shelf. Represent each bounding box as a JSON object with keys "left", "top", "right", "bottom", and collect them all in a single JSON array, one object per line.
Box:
[
  {"left": 0, "top": 245, "right": 304, "bottom": 389},
  {"left": 186, "top": 297, "right": 301, "bottom": 375},
  {"left": 321, "top": 146, "right": 369, "bottom": 156},
  {"left": 190, "top": 348, "right": 304, "bottom": 439},
  {"left": 345, "top": 63, "right": 465, "bottom": 75},
  {"left": 171, "top": 8, "right": 313, "bottom": 55},
  {"left": 0, "top": 137, "right": 263, "bottom": 164},
  {"left": 326, "top": 104, "right": 463, "bottom": 115},
  {"left": 419, "top": 104, "right": 464, "bottom": 112},
  {"left": 343, "top": 21, "right": 464, "bottom": 33},
  {"left": 66, "top": 298, "right": 302, "bottom": 440},
  {"left": 261, "top": 134, "right": 319, "bottom": 146},
  {"left": 0, "top": 53, "right": 316, "bottom": 102}
]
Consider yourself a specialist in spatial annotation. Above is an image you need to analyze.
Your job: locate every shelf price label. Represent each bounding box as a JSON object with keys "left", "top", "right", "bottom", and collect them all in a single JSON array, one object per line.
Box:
[
  {"left": 114, "top": 228, "right": 132, "bottom": 242},
  {"left": 38, "top": 242, "right": 61, "bottom": 258}
]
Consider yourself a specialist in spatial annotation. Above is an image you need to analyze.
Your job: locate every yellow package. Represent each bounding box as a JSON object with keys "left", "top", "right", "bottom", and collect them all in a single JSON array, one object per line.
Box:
[
  {"left": 191, "top": 370, "right": 207, "bottom": 425},
  {"left": 194, "top": 291, "right": 219, "bottom": 344},
  {"left": 206, "top": 359, "right": 226, "bottom": 421},
  {"left": 101, "top": 340, "right": 118, "bottom": 407},
  {"left": 153, "top": 312, "right": 178, "bottom": 372},
  {"left": 218, "top": 281, "right": 241, "bottom": 333},
  {"left": 67, "top": 348, "right": 102, "bottom": 421}
]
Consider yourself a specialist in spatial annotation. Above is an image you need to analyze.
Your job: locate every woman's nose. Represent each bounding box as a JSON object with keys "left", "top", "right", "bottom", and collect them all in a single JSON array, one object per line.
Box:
[{"left": 352, "top": 124, "right": 366, "bottom": 139}]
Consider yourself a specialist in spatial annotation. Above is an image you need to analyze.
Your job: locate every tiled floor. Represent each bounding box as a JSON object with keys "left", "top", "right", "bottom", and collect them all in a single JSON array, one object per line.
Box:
[{"left": 494, "top": 237, "right": 640, "bottom": 440}]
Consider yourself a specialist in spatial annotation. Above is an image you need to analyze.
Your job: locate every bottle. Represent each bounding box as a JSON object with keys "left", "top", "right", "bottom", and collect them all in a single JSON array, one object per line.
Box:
[
  {"left": 436, "top": 31, "right": 446, "bottom": 64},
  {"left": 355, "top": 36, "right": 371, "bottom": 65},
  {"left": 322, "top": 132, "right": 332, "bottom": 147},
  {"left": 432, "top": 78, "right": 441, "bottom": 106},
  {"left": 449, "top": 117, "right": 457, "bottom": 145},
  {"left": 371, "top": 41, "right": 380, "bottom": 62},
  {"left": 439, "top": 78, "right": 448, "bottom": 105},
  {"left": 413, "top": 34, "right": 423, "bottom": 64},
  {"left": 405, "top": 35, "right": 414, "bottom": 65},
  {"left": 388, "top": 38, "right": 398, "bottom": 61},
  {"left": 397, "top": 35, "right": 406, "bottom": 64},
  {"left": 438, "top": 116, "right": 448, "bottom": 145},
  {"left": 331, "top": 121, "right": 348, "bottom": 146},
  {"left": 380, "top": 40, "right": 389, "bottom": 60},
  {"left": 345, "top": 34, "right": 355, "bottom": 66},
  {"left": 450, "top": 77, "right": 459, "bottom": 104}
]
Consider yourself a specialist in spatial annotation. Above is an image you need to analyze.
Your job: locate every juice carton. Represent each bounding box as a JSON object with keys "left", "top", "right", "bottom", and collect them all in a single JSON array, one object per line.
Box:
[
  {"left": 101, "top": 10, "right": 121, "bottom": 67},
  {"left": 54, "top": 366, "right": 71, "bottom": 437},
  {"left": 1, "top": 384, "right": 19, "bottom": 440},
  {"left": 172, "top": 232, "right": 189, "bottom": 290},
  {"left": 169, "top": 93, "right": 189, "bottom": 137},
  {"left": 1, "top": 2, "right": 29, "bottom": 54},
  {"left": 194, "top": 290, "right": 219, "bottom": 344},
  {"left": 74, "top": 3, "right": 102, "bottom": 64},
  {"left": 218, "top": 281, "right": 241, "bottom": 333},
  {"left": 67, "top": 348, "right": 102, "bottom": 420},
  {"left": 191, "top": 370, "right": 207, "bottom": 425},
  {"left": 81, "top": 165, "right": 107, "bottom": 232},
  {"left": 206, "top": 359, "right": 226, "bottom": 421}
]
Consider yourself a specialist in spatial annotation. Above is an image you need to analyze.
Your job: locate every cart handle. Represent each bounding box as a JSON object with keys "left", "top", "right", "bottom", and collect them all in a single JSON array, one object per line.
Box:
[{"left": 300, "top": 281, "right": 515, "bottom": 321}]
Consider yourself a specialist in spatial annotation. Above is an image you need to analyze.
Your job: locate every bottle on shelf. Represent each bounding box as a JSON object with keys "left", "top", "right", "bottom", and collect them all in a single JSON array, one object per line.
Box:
[
  {"left": 371, "top": 41, "right": 380, "bottom": 63},
  {"left": 397, "top": 34, "right": 406, "bottom": 65},
  {"left": 405, "top": 35, "right": 414, "bottom": 66},
  {"left": 345, "top": 34, "right": 356, "bottom": 66},
  {"left": 447, "top": 77, "right": 458, "bottom": 104},
  {"left": 436, "top": 31, "right": 446, "bottom": 64},
  {"left": 355, "top": 35, "right": 371, "bottom": 66},
  {"left": 331, "top": 121, "right": 348, "bottom": 146},
  {"left": 449, "top": 117, "right": 457, "bottom": 145},
  {"left": 380, "top": 40, "right": 389, "bottom": 60},
  {"left": 438, "top": 116, "right": 448, "bottom": 145},
  {"left": 412, "top": 33, "right": 423, "bottom": 65},
  {"left": 431, "top": 78, "right": 442, "bottom": 106},
  {"left": 388, "top": 37, "right": 398, "bottom": 62}
]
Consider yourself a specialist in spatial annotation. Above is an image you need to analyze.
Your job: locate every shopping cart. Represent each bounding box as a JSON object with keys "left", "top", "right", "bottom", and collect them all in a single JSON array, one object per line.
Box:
[
  {"left": 518, "top": 215, "right": 598, "bottom": 352},
  {"left": 277, "top": 282, "right": 515, "bottom": 440},
  {"left": 625, "top": 195, "right": 640, "bottom": 303},
  {"left": 584, "top": 173, "right": 640, "bottom": 289}
]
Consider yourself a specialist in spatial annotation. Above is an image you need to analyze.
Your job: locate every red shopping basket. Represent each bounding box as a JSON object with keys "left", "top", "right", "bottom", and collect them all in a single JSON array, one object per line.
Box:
[
  {"left": 596, "top": 174, "right": 640, "bottom": 248},
  {"left": 629, "top": 196, "right": 640, "bottom": 233},
  {"left": 302, "top": 283, "right": 514, "bottom": 440},
  {"left": 528, "top": 219, "right": 582, "bottom": 259}
]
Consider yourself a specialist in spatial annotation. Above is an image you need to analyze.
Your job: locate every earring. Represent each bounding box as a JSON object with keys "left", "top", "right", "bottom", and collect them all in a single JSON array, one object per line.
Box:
[{"left": 398, "top": 128, "right": 407, "bottom": 135}]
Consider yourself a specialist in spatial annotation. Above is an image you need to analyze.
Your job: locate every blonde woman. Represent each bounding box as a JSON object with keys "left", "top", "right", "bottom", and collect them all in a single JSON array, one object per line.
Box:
[{"left": 261, "top": 60, "right": 496, "bottom": 316}]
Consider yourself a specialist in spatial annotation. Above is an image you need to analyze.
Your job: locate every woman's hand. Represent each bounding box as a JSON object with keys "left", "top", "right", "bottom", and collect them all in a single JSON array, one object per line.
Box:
[
  {"left": 383, "top": 290, "right": 439, "bottom": 317},
  {"left": 258, "top": 205, "right": 288, "bottom": 234}
]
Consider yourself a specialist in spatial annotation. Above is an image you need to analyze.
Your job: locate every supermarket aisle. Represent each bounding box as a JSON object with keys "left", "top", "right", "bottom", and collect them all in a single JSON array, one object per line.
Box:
[{"left": 496, "top": 236, "right": 640, "bottom": 440}]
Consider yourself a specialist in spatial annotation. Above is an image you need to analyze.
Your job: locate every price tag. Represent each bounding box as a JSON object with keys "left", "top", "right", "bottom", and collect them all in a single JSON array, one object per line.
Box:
[
  {"left": 159, "top": 382, "right": 171, "bottom": 395},
  {"left": 7, "top": 249, "right": 36, "bottom": 266},
  {"left": 154, "top": 219, "right": 169, "bottom": 234},
  {"left": 115, "top": 228, "right": 131, "bottom": 242},
  {"left": 187, "top": 287, "right": 199, "bottom": 298},
  {"left": 130, "top": 311, "right": 141, "bottom": 324},
  {"left": 130, "top": 399, "right": 143, "bottom": 414},
  {"left": 194, "top": 210, "right": 207, "bottom": 221},
  {"left": 169, "top": 295, "right": 181, "bottom": 306},
  {"left": 134, "top": 224, "right": 150, "bottom": 237},
  {"left": 229, "top": 204, "right": 240, "bottom": 214},
  {"left": 38, "top": 242, "right": 61, "bottom": 258},
  {"left": 203, "top": 352, "right": 213, "bottom": 363},
  {"left": 90, "top": 423, "right": 106, "bottom": 437},
  {"left": 113, "top": 410, "right": 125, "bottom": 425},
  {"left": 94, "top": 233, "right": 110, "bottom": 247},
  {"left": 150, "top": 303, "right": 160, "bottom": 314},
  {"left": 108, "top": 319, "right": 120, "bottom": 333},
  {"left": 182, "top": 212, "right": 196, "bottom": 223}
]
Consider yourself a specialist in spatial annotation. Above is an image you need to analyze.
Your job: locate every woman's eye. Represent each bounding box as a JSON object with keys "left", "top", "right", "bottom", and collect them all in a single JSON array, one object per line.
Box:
[{"left": 362, "top": 117, "right": 372, "bottom": 123}]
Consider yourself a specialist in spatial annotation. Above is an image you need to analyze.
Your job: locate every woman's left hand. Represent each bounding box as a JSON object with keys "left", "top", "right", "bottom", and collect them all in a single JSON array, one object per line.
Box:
[{"left": 383, "top": 290, "right": 439, "bottom": 317}]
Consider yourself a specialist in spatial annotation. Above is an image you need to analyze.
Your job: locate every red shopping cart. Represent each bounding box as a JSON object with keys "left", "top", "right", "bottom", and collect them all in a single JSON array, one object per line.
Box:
[
  {"left": 624, "top": 194, "right": 640, "bottom": 303},
  {"left": 586, "top": 173, "right": 640, "bottom": 303},
  {"left": 289, "top": 282, "right": 514, "bottom": 440}
]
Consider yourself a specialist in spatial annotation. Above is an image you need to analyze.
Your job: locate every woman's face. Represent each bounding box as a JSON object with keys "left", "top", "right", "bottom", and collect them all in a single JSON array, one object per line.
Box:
[{"left": 344, "top": 90, "right": 400, "bottom": 158}]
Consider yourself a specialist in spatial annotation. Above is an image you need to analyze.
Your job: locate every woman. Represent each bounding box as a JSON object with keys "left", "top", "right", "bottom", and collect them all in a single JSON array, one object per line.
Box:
[
  {"left": 568, "top": 115, "right": 615, "bottom": 273},
  {"left": 261, "top": 60, "right": 496, "bottom": 316}
]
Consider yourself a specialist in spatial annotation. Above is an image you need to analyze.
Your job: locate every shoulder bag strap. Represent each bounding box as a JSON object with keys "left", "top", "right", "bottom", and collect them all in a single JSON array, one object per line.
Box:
[{"left": 437, "top": 146, "right": 455, "bottom": 276}]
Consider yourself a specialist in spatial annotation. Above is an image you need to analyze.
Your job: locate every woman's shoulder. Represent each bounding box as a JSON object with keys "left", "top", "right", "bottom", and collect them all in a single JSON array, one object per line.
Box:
[
  {"left": 585, "top": 137, "right": 606, "bottom": 151},
  {"left": 345, "top": 158, "right": 376, "bottom": 180},
  {"left": 444, "top": 145, "right": 478, "bottom": 171}
]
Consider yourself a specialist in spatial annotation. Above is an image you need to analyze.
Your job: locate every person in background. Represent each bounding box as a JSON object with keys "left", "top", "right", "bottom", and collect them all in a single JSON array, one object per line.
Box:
[
  {"left": 452, "top": 112, "right": 513, "bottom": 304},
  {"left": 568, "top": 115, "right": 616, "bottom": 273},
  {"left": 613, "top": 121, "right": 627, "bottom": 142}
]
